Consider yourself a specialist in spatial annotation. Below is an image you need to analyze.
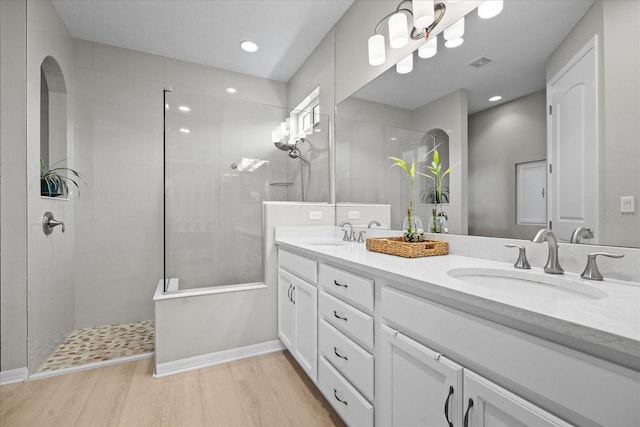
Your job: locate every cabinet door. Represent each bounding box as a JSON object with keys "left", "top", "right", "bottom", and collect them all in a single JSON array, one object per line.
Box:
[
  {"left": 462, "top": 370, "right": 573, "bottom": 427},
  {"left": 293, "top": 277, "right": 318, "bottom": 382},
  {"left": 277, "top": 268, "right": 294, "bottom": 351},
  {"left": 378, "top": 324, "right": 463, "bottom": 427}
]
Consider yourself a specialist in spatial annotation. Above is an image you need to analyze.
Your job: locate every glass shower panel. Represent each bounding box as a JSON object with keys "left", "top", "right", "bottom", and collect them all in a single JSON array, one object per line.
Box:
[{"left": 164, "top": 90, "right": 329, "bottom": 290}]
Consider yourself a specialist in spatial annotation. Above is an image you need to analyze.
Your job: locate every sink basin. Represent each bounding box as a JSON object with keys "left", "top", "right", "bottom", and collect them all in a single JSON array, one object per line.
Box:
[{"left": 447, "top": 268, "right": 608, "bottom": 300}]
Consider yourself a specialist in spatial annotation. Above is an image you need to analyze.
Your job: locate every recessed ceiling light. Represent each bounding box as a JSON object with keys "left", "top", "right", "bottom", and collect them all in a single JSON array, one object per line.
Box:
[
  {"left": 165, "top": 103, "right": 169, "bottom": 109},
  {"left": 226, "top": 87, "right": 238, "bottom": 94},
  {"left": 445, "top": 37, "right": 464, "bottom": 48},
  {"left": 178, "top": 105, "right": 190, "bottom": 112},
  {"left": 489, "top": 95, "right": 503, "bottom": 102},
  {"left": 179, "top": 128, "right": 190, "bottom": 134},
  {"left": 314, "top": 128, "right": 321, "bottom": 133},
  {"left": 390, "top": 137, "right": 397, "bottom": 141},
  {"left": 240, "top": 40, "right": 258, "bottom": 53}
]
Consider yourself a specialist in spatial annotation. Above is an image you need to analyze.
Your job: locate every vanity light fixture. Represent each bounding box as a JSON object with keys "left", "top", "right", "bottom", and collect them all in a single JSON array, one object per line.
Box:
[
  {"left": 396, "top": 52, "right": 414, "bottom": 74},
  {"left": 489, "top": 95, "right": 502, "bottom": 102},
  {"left": 367, "top": 0, "right": 447, "bottom": 66},
  {"left": 240, "top": 40, "right": 258, "bottom": 53},
  {"left": 418, "top": 36, "right": 438, "bottom": 58},
  {"left": 444, "top": 16, "right": 464, "bottom": 41},
  {"left": 478, "top": 0, "right": 504, "bottom": 19},
  {"left": 226, "top": 87, "right": 238, "bottom": 94},
  {"left": 444, "top": 37, "right": 464, "bottom": 48},
  {"left": 178, "top": 105, "right": 190, "bottom": 112}
]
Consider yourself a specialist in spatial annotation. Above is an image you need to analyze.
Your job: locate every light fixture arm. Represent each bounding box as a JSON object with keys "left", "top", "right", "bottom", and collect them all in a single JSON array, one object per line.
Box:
[{"left": 372, "top": 1, "right": 446, "bottom": 40}]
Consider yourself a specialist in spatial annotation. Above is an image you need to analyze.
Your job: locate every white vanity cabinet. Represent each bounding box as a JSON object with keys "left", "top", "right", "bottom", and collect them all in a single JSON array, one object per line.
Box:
[
  {"left": 317, "top": 263, "right": 375, "bottom": 427},
  {"left": 277, "top": 250, "right": 318, "bottom": 382}
]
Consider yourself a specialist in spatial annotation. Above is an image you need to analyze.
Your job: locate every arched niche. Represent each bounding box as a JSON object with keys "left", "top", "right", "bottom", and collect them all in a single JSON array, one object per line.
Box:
[{"left": 40, "top": 55, "right": 67, "bottom": 194}]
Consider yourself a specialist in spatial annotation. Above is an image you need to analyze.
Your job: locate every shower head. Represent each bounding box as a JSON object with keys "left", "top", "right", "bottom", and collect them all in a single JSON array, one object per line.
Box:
[{"left": 274, "top": 141, "right": 294, "bottom": 151}]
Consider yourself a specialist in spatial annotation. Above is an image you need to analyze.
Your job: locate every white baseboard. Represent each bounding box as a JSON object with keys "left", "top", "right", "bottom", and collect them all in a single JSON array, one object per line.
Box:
[
  {"left": 28, "top": 352, "right": 154, "bottom": 381},
  {"left": 154, "top": 339, "right": 285, "bottom": 378},
  {"left": 0, "top": 367, "right": 28, "bottom": 385}
]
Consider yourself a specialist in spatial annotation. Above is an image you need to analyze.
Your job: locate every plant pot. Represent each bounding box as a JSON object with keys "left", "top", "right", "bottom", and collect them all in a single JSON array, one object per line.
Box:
[{"left": 41, "top": 179, "right": 62, "bottom": 197}]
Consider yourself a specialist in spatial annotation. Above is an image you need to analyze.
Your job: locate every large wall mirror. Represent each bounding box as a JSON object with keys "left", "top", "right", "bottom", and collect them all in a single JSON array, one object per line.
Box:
[{"left": 335, "top": 0, "right": 639, "bottom": 248}]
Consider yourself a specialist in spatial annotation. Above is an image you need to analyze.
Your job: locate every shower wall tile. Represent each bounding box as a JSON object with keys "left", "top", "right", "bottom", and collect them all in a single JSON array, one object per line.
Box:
[{"left": 73, "top": 40, "right": 288, "bottom": 329}]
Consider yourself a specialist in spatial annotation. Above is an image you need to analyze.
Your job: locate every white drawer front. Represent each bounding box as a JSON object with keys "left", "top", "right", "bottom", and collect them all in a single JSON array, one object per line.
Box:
[
  {"left": 319, "top": 291, "right": 373, "bottom": 351},
  {"left": 319, "top": 264, "right": 373, "bottom": 312},
  {"left": 318, "top": 356, "right": 374, "bottom": 427},
  {"left": 319, "top": 319, "right": 374, "bottom": 401},
  {"left": 278, "top": 249, "right": 317, "bottom": 284}
]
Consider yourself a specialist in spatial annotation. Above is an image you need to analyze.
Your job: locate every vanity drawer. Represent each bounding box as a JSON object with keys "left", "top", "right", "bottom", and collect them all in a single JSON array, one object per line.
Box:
[
  {"left": 319, "top": 319, "right": 374, "bottom": 401},
  {"left": 278, "top": 249, "right": 317, "bottom": 284},
  {"left": 319, "top": 291, "right": 374, "bottom": 351},
  {"left": 319, "top": 264, "right": 373, "bottom": 312},
  {"left": 318, "top": 356, "right": 374, "bottom": 427}
]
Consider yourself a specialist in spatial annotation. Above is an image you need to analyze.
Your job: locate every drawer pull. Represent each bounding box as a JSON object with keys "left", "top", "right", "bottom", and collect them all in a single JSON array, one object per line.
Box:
[
  {"left": 444, "top": 386, "right": 454, "bottom": 427},
  {"left": 333, "top": 310, "right": 348, "bottom": 321},
  {"left": 463, "top": 398, "right": 474, "bottom": 427},
  {"left": 334, "top": 279, "right": 348, "bottom": 288},
  {"left": 333, "top": 346, "right": 348, "bottom": 361},
  {"left": 333, "top": 388, "right": 348, "bottom": 406}
]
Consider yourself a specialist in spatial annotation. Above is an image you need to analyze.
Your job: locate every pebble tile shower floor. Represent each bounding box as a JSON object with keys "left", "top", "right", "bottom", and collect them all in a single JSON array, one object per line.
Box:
[{"left": 35, "top": 320, "right": 155, "bottom": 373}]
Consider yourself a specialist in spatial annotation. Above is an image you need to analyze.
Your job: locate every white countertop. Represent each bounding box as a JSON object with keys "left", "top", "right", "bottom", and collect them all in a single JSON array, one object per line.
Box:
[{"left": 275, "top": 231, "right": 640, "bottom": 369}]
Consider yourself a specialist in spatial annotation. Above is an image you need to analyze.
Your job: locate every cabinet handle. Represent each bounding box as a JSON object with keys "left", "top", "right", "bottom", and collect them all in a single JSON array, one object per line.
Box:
[
  {"left": 291, "top": 286, "right": 295, "bottom": 304},
  {"left": 333, "top": 388, "right": 348, "bottom": 406},
  {"left": 463, "top": 398, "right": 474, "bottom": 427},
  {"left": 333, "top": 310, "right": 348, "bottom": 321},
  {"left": 287, "top": 284, "right": 292, "bottom": 302},
  {"left": 333, "top": 346, "right": 348, "bottom": 361},
  {"left": 444, "top": 385, "right": 454, "bottom": 427},
  {"left": 333, "top": 279, "right": 348, "bottom": 288}
]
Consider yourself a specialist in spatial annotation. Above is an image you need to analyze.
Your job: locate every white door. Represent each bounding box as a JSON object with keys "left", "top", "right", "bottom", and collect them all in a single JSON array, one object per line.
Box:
[
  {"left": 378, "top": 325, "right": 463, "bottom": 427},
  {"left": 292, "top": 277, "right": 318, "bottom": 382},
  {"left": 277, "top": 268, "right": 294, "bottom": 351},
  {"left": 547, "top": 36, "right": 598, "bottom": 242},
  {"left": 462, "top": 370, "right": 572, "bottom": 427},
  {"left": 517, "top": 160, "right": 547, "bottom": 225}
]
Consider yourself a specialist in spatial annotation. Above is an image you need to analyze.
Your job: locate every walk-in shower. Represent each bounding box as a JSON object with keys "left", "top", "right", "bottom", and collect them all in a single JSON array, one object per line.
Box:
[{"left": 163, "top": 90, "right": 329, "bottom": 292}]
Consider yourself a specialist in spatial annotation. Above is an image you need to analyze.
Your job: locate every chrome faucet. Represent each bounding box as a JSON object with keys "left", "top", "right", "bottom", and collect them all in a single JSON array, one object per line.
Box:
[
  {"left": 367, "top": 220, "right": 381, "bottom": 228},
  {"left": 570, "top": 227, "right": 594, "bottom": 243},
  {"left": 339, "top": 221, "right": 356, "bottom": 242},
  {"left": 532, "top": 229, "right": 564, "bottom": 274}
]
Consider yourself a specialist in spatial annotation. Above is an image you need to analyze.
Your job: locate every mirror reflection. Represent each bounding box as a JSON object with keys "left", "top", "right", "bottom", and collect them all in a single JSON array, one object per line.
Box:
[{"left": 336, "top": 0, "right": 640, "bottom": 248}]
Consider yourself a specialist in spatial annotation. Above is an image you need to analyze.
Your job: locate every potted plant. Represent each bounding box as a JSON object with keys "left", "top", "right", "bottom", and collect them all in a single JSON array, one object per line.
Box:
[
  {"left": 422, "top": 149, "right": 454, "bottom": 233},
  {"left": 40, "top": 158, "right": 84, "bottom": 197},
  {"left": 389, "top": 155, "right": 427, "bottom": 242}
]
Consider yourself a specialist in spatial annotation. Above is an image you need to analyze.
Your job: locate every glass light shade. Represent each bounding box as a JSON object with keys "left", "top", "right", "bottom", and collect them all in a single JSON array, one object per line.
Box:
[
  {"left": 412, "top": 0, "right": 435, "bottom": 29},
  {"left": 418, "top": 36, "right": 438, "bottom": 58},
  {"left": 396, "top": 53, "right": 413, "bottom": 74},
  {"left": 389, "top": 12, "right": 409, "bottom": 49},
  {"left": 478, "top": 0, "right": 503, "bottom": 19},
  {"left": 272, "top": 130, "right": 280, "bottom": 143},
  {"left": 368, "top": 34, "right": 386, "bottom": 65},
  {"left": 444, "top": 17, "right": 465, "bottom": 40},
  {"left": 444, "top": 37, "right": 464, "bottom": 48}
]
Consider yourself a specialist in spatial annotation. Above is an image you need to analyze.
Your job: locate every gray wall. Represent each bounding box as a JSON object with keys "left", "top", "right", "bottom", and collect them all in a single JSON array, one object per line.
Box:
[
  {"left": 468, "top": 90, "right": 547, "bottom": 239},
  {"left": 546, "top": 0, "right": 640, "bottom": 247},
  {"left": 0, "top": 0, "right": 28, "bottom": 372}
]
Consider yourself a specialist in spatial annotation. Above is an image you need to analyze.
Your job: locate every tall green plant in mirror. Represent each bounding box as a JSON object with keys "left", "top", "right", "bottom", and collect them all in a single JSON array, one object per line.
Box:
[
  {"left": 422, "top": 149, "right": 454, "bottom": 233},
  {"left": 40, "top": 158, "right": 84, "bottom": 198}
]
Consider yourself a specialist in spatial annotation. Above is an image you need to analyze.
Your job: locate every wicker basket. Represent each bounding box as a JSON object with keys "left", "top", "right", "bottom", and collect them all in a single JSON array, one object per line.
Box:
[{"left": 366, "top": 237, "right": 449, "bottom": 258}]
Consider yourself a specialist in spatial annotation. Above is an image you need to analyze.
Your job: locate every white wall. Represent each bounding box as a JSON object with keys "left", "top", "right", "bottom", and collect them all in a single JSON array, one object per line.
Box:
[
  {"left": 73, "top": 40, "right": 288, "bottom": 328},
  {"left": 468, "top": 90, "right": 547, "bottom": 239},
  {"left": 0, "top": 0, "right": 28, "bottom": 372},
  {"left": 26, "top": 0, "right": 76, "bottom": 372}
]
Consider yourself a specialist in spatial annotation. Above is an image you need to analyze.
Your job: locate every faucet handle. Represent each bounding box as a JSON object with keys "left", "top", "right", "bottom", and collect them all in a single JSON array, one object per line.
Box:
[
  {"left": 504, "top": 244, "right": 531, "bottom": 269},
  {"left": 342, "top": 228, "right": 350, "bottom": 241},
  {"left": 580, "top": 252, "right": 625, "bottom": 281},
  {"left": 357, "top": 230, "right": 367, "bottom": 243}
]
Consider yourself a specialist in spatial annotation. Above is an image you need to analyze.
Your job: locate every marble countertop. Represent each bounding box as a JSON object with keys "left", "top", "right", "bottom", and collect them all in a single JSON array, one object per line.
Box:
[{"left": 275, "top": 229, "right": 640, "bottom": 370}]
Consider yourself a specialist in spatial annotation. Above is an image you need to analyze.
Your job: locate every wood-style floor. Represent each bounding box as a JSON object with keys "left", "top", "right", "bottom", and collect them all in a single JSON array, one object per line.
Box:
[{"left": 0, "top": 351, "right": 345, "bottom": 427}]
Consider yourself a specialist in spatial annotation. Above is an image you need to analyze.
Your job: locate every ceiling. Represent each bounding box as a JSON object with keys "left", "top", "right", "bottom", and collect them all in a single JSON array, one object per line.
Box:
[
  {"left": 353, "top": 0, "right": 595, "bottom": 114},
  {"left": 52, "top": 0, "right": 353, "bottom": 82}
]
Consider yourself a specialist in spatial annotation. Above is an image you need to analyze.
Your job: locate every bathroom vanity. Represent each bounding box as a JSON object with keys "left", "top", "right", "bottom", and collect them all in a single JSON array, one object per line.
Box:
[{"left": 275, "top": 228, "right": 640, "bottom": 427}]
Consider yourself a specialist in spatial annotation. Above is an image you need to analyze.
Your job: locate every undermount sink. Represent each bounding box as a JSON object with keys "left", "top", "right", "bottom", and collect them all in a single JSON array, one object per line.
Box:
[{"left": 447, "top": 268, "right": 608, "bottom": 300}]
